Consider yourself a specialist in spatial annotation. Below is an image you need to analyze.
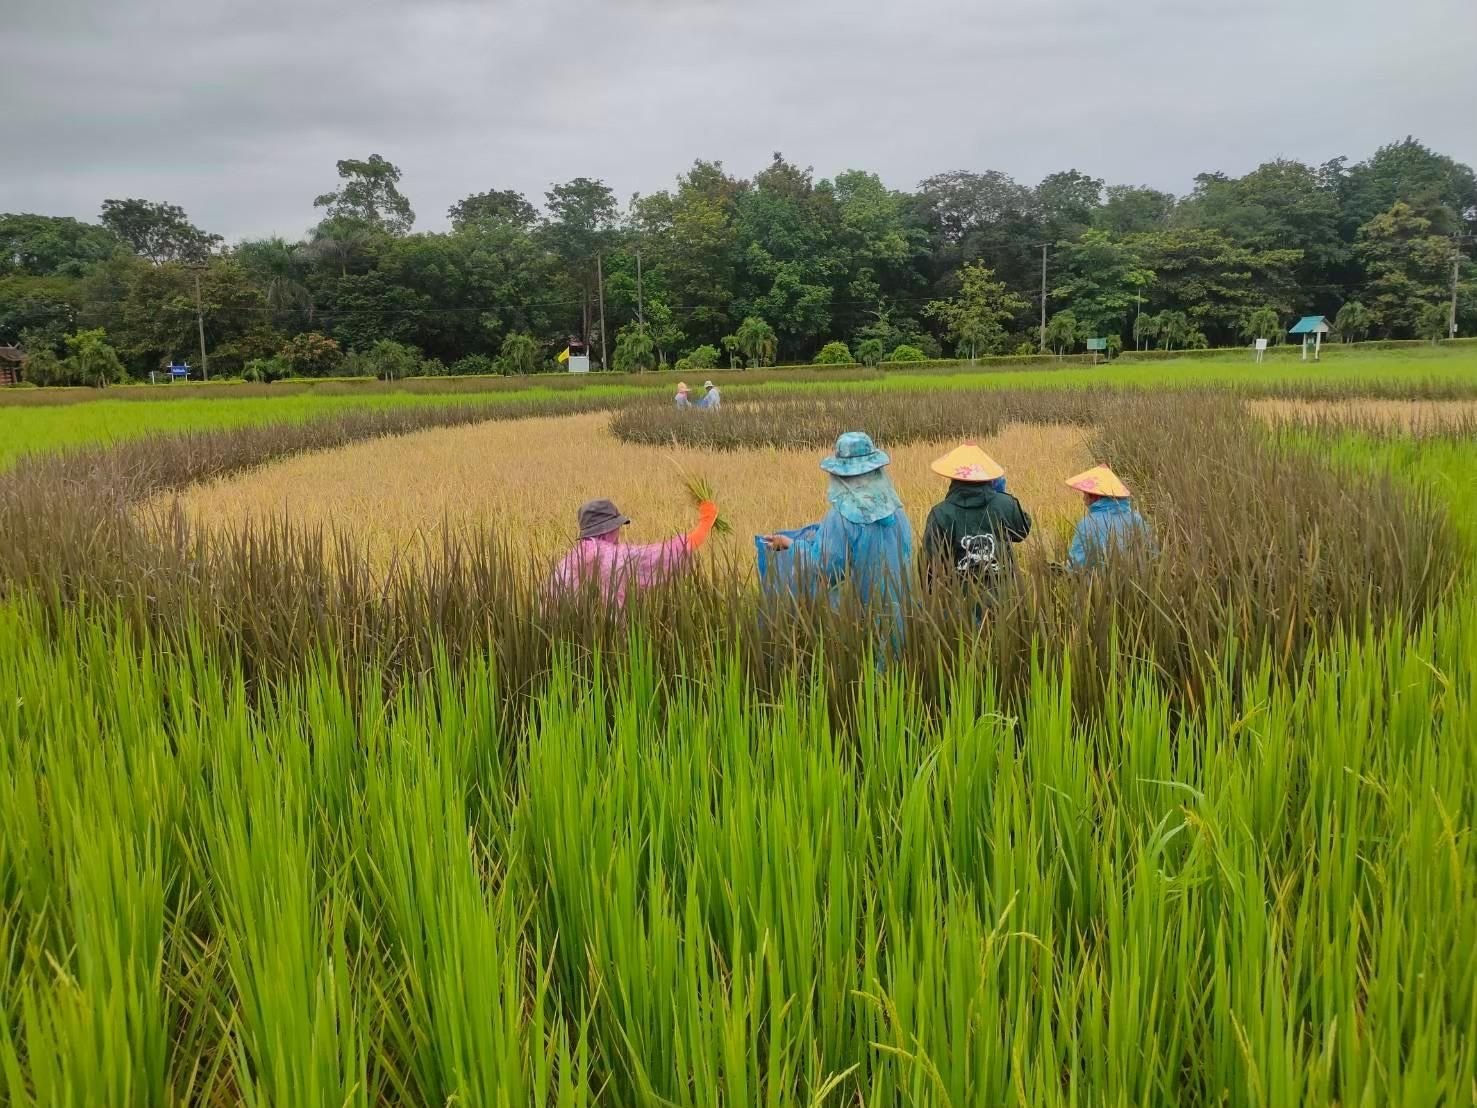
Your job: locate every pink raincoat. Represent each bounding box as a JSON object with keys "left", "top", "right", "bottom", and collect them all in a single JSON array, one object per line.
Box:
[{"left": 545, "top": 534, "right": 692, "bottom": 607}]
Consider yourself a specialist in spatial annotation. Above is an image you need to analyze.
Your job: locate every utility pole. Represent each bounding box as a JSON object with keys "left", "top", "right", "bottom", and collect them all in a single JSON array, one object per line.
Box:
[
  {"left": 1038, "top": 244, "right": 1048, "bottom": 353},
  {"left": 636, "top": 247, "right": 645, "bottom": 333},
  {"left": 1451, "top": 240, "right": 1463, "bottom": 339},
  {"left": 189, "top": 264, "right": 209, "bottom": 381},
  {"left": 596, "top": 254, "right": 608, "bottom": 371}
]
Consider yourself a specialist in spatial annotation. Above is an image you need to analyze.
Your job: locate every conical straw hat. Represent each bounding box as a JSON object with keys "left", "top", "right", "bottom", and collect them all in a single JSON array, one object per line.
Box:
[
  {"left": 930, "top": 443, "right": 1005, "bottom": 482},
  {"left": 1065, "top": 464, "right": 1131, "bottom": 498}
]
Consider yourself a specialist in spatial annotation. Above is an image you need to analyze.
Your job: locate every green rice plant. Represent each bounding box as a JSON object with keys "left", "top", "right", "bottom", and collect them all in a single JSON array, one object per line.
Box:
[{"left": 2, "top": 555, "right": 1477, "bottom": 1103}]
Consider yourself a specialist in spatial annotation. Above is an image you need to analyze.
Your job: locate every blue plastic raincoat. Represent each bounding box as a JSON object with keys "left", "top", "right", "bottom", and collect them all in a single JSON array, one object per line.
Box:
[{"left": 1067, "top": 497, "right": 1151, "bottom": 569}]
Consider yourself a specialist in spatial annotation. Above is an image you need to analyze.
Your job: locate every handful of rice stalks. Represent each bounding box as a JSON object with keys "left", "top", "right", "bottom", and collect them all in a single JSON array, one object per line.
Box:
[{"left": 676, "top": 468, "right": 733, "bottom": 535}]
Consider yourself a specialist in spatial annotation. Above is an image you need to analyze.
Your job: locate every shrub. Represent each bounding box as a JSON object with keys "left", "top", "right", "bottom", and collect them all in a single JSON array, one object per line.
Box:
[
  {"left": 885, "top": 344, "right": 926, "bottom": 363},
  {"left": 450, "top": 354, "right": 499, "bottom": 376},
  {"left": 686, "top": 344, "right": 720, "bottom": 370},
  {"left": 242, "top": 356, "right": 289, "bottom": 383},
  {"left": 499, "top": 332, "right": 540, "bottom": 375},
  {"left": 614, "top": 327, "right": 656, "bottom": 373},
  {"left": 278, "top": 332, "right": 343, "bottom": 378},
  {"left": 674, "top": 357, "right": 693, "bottom": 372},
  {"left": 338, "top": 352, "right": 375, "bottom": 378},
  {"left": 62, "top": 329, "right": 127, "bottom": 388},
  {"left": 363, "top": 339, "right": 424, "bottom": 380},
  {"left": 813, "top": 341, "right": 854, "bottom": 365},
  {"left": 855, "top": 338, "right": 884, "bottom": 367},
  {"left": 18, "top": 348, "right": 68, "bottom": 387}
]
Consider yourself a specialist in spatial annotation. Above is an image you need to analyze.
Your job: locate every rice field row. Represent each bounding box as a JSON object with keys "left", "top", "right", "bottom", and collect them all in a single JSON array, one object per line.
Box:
[{"left": 2, "top": 363, "right": 1476, "bottom": 1104}]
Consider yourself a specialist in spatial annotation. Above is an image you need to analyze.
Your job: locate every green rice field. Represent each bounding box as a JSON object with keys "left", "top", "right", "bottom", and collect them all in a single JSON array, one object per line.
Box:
[{"left": 1, "top": 349, "right": 1475, "bottom": 1105}]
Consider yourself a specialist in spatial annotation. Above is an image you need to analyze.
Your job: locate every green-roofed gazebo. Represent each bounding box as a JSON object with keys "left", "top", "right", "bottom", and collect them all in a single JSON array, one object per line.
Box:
[{"left": 1289, "top": 315, "right": 1331, "bottom": 361}]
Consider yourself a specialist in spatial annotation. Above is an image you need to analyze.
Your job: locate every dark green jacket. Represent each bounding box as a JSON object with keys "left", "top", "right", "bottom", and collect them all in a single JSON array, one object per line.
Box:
[{"left": 922, "top": 481, "right": 1032, "bottom": 586}]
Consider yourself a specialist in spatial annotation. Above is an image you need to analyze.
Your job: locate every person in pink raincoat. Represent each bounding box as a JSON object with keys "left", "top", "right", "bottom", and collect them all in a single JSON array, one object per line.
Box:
[{"left": 545, "top": 496, "right": 719, "bottom": 607}]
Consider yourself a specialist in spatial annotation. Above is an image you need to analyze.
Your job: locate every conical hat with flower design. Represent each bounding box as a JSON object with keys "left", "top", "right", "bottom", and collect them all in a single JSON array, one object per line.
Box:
[
  {"left": 1065, "top": 464, "right": 1131, "bottom": 498},
  {"left": 930, "top": 443, "right": 1005, "bottom": 482}
]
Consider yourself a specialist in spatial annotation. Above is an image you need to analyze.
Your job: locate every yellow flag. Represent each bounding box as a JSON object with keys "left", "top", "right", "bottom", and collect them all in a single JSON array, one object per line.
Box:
[{"left": 557, "top": 347, "right": 570, "bottom": 363}]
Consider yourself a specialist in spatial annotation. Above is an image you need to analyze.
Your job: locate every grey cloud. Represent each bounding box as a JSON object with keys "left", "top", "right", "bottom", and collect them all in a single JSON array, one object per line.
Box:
[{"left": 2, "top": 0, "right": 1473, "bottom": 241}]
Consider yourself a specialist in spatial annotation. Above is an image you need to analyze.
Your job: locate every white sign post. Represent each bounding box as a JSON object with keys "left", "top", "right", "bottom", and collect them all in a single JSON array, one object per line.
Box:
[{"left": 1253, "top": 338, "right": 1268, "bottom": 363}]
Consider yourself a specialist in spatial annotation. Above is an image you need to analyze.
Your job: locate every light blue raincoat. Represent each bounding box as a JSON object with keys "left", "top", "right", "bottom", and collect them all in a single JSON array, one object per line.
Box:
[{"left": 1067, "top": 497, "right": 1151, "bottom": 569}]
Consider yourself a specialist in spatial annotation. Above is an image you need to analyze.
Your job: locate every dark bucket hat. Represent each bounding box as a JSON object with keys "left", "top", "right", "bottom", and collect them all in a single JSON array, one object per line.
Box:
[
  {"left": 819, "top": 431, "right": 890, "bottom": 477},
  {"left": 577, "top": 498, "right": 631, "bottom": 539}
]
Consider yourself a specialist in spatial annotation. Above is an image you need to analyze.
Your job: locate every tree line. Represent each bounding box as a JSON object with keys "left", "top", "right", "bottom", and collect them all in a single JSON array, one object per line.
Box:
[{"left": 2, "top": 139, "right": 1474, "bottom": 384}]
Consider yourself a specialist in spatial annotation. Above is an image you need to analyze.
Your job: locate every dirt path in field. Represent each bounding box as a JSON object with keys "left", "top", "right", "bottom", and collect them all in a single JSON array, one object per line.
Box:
[
  {"left": 149, "top": 412, "right": 1096, "bottom": 570},
  {"left": 1249, "top": 398, "right": 1477, "bottom": 430}
]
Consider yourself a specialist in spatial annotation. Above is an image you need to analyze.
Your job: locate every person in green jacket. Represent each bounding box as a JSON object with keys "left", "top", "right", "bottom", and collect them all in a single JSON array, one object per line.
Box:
[{"left": 921, "top": 443, "right": 1032, "bottom": 591}]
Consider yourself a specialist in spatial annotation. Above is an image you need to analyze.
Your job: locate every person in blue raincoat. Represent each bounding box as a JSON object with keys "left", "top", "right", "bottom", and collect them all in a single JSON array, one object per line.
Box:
[
  {"left": 762, "top": 431, "right": 913, "bottom": 630},
  {"left": 1064, "top": 464, "right": 1152, "bottom": 569}
]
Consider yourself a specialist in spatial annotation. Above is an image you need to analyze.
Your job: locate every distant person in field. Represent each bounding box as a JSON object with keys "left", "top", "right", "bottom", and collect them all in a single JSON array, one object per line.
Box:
[
  {"left": 921, "top": 443, "right": 1031, "bottom": 590},
  {"left": 763, "top": 431, "right": 913, "bottom": 627},
  {"left": 546, "top": 496, "right": 719, "bottom": 607},
  {"left": 674, "top": 381, "right": 692, "bottom": 410},
  {"left": 1064, "top": 465, "right": 1151, "bottom": 569},
  {"left": 697, "top": 380, "right": 721, "bottom": 410}
]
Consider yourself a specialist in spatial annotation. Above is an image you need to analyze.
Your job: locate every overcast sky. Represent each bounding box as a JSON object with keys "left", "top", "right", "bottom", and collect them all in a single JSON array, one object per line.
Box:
[{"left": 3, "top": 0, "right": 1474, "bottom": 243}]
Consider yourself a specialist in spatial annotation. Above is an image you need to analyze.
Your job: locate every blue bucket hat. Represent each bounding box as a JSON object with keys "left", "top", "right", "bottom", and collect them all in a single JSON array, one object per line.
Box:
[{"left": 820, "top": 431, "right": 890, "bottom": 477}]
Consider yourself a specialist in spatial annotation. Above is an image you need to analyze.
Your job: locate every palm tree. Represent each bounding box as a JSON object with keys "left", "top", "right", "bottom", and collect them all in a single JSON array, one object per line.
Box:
[
  {"left": 1240, "top": 306, "right": 1280, "bottom": 345},
  {"left": 239, "top": 237, "right": 313, "bottom": 322},
  {"left": 1132, "top": 311, "right": 1158, "bottom": 351},
  {"left": 306, "top": 222, "right": 377, "bottom": 278},
  {"left": 1154, "top": 310, "right": 1191, "bottom": 351},
  {"left": 614, "top": 326, "right": 656, "bottom": 372},
  {"left": 734, "top": 316, "right": 778, "bottom": 368},
  {"left": 1044, "top": 310, "right": 1079, "bottom": 355},
  {"left": 1333, "top": 300, "right": 1373, "bottom": 344}
]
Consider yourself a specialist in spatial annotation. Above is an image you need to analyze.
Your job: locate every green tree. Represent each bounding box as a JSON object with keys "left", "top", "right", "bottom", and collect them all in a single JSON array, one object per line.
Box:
[
  {"left": 1130, "top": 229, "right": 1299, "bottom": 344},
  {"left": 813, "top": 341, "right": 853, "bottom": 364},
  {"left": 447, "top": 189, "right": 537, "bottom": 231},
  {"left": 734, "top": 315, "right": 778, "bottom": 368},
  {"left": 0, "top": 274, "right": 81, "bottom": 352},
  {"left": 99, "top": 199, "right": 221, "bottom": 264},
  {"left": 0, "top": 214, "right": 120, "bottom": 277},
  {"left": 1240, "top": 306, "right": 1281, "bottom": 343},
  {"left": 1178, "top": 160, "right": 1347, "bottom": 308},
  {"left": 924, "top": 263, "right": 1028, "bottom": 360},
  {"left": 1357, "top": 201, "right": 1453, "bottom": 336},
  {"left": 364, "top": 339, "right": 423, "bottom": 380},
  {"left": 1044, "top": 310, "right": 1080, "bottom": 355},
  {"left": 1332, "top": 300, "right": 1374, "bottom": 343},
  {"left": 855, "top": 337, "right": 884, "bottom": 367},
  {"left": 1416, "top": 302, "right": 1450, "bottom": 341},
  {"left": 1050, "top": 232, "right": 1155, "bottom": 340},
  {"left": 721, "top": 334, "right": 740, "bottom": 369},
  {"left": 313, "top": 154, "right": 414, "bottom": 234},
  {"left": 644, "top": 300, "right": 685, "bottom": 367},
  {"left": 886, "top": 343, "right": 926, "bottom": 363},
  {"left": 1095, "top": 185, "right": 1175, "bottom": 235},
  {"left": 62, "top": 328, "right": 127, "bottom": 386},
  {"left": 499, "top": 332, "right": 540, "bottom": 375},
  {"left": 1343, "top": 137, "right": 1477, "bottom": 236},
  {"left": 1037, "top": 169, "right": 1104, "bottom": 241},
  {"left": 613, "top": 325, "right": 656, "bottom": 373}
]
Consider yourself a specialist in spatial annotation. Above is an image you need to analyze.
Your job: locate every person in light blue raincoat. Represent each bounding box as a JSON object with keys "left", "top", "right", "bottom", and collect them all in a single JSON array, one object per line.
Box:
[
  {"left": 696, "top": 380, "right": 721, "bottom": 410},
  {"left": 763, "top": 431, "right": 913, "bottom": 631},
  {"left": 1064, "top": 464, "right": 1152, "bottom": 569}
]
